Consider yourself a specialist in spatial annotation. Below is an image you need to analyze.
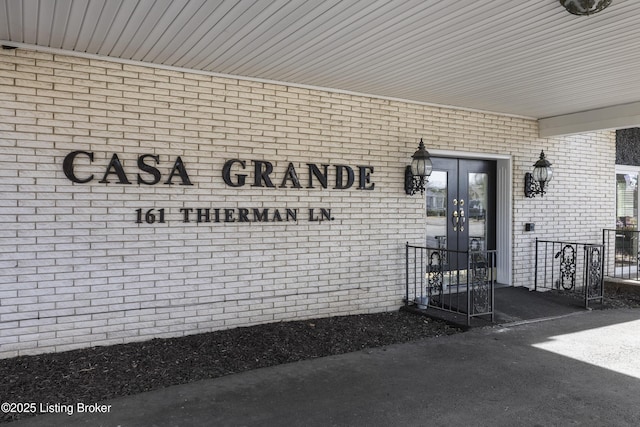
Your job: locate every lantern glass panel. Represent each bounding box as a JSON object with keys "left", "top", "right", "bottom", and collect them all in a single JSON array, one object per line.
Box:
[
  {"left": 411, "top": 158, "right": 424, "bottom": 177},
  {"left": 411, "top": 157, "right": 432, "bottom": 177},
  {"left": 533, "top": 166, "right": 553, "bottom": 183},
  {"left": 424, "top": 158, "right": 433, "bottom": 177}
]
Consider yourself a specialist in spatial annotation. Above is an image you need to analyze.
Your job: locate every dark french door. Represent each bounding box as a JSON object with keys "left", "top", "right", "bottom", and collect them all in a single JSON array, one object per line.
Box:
[{"left": 426, "top": 158, "right": 496, "bottom": 271}]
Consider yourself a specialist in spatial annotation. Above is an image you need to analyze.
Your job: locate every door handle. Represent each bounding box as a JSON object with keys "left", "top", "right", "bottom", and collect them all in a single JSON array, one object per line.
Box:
[{"left": 452, "top": 209, "right": 466, "bottom": 232}]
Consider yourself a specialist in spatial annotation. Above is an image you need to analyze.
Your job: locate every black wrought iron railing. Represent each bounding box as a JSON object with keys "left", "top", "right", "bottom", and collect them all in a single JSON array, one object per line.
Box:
[
  {"left": 534, "top": 239, "right": 604, "bottom": 308},
  {"left": 603, "top": 229, "right": 640, "bottom": 281},
  {"left": 405, "top": 243, "right": 496, "bottom": 326}
]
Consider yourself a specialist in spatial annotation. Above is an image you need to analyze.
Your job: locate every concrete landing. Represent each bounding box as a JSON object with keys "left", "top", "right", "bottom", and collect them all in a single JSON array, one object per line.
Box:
[
  {"left": 493, "top": 286, "right": 586, "bottom": 324},
  {"left": 406, "top": 286, "right": 588, "bottom": 328}
]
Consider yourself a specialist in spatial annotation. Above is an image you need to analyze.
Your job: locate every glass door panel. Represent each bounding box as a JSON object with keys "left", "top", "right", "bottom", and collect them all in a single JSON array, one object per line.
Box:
[
  {"left": 468, "top": 172, "right": 488, "bottom": 252},
  {"left": 426, "top": 170, "right": 448, "bottom": 250}
]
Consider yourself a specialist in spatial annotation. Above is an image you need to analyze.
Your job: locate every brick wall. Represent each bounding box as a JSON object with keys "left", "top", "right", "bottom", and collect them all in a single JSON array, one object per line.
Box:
[
  {"left": 512, "top": 132, "right": 616, "bottom": 288},
  {"left": 0, "top": 48, "right": 615, "bottom": 357}
]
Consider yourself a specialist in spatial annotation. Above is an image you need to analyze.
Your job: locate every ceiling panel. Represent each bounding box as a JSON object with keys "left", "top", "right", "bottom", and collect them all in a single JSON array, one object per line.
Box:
[{"left": 1, "top": 0, "right": 640, "bottom": 119}]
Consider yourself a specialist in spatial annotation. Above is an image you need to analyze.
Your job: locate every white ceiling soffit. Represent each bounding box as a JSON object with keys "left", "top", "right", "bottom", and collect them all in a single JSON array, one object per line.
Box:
[{"left": 2, "top": 0, "right": 640, "bottom": 135}]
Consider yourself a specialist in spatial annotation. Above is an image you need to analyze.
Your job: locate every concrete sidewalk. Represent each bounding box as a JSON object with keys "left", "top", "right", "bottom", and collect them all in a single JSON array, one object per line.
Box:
[{"left": 11, "top": 308, "right": 640, "bottom": 427}]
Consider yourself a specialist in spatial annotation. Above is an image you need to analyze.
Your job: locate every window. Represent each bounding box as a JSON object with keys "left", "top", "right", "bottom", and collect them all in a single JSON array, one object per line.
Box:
[{"left": 616, "top": 167, "right": 639, "bottom": 230}]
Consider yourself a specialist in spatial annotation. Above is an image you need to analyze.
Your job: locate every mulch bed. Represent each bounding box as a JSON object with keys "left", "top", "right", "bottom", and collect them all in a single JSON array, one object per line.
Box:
[
  {"left": 0, "top": 311, "right": 459, "bottom": 424},
  {"left": 552, "top": 287, "right": 640, "bottom": 309},
  {"left": 600, "top": 290, "right": 640, "bottom": 308}
]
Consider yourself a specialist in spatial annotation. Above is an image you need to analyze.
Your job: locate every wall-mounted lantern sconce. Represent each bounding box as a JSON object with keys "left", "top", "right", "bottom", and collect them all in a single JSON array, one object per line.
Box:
[
  {"left": 524, "top": 150, "right": 553, "bottom": 198},
  {"left": 405, "top": 138, "right": 433, "bottom": 195}
]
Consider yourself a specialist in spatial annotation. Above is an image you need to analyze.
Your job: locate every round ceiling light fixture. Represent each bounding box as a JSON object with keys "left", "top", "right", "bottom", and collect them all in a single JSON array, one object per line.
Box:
[{"left": 559, "top": 0, "right": 612, "bottom": 15}]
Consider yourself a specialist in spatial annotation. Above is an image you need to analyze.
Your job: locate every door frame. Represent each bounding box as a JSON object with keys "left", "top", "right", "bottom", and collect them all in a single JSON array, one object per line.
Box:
[{"left": 427, "top": 149, "right": 512, "bottom": 286}]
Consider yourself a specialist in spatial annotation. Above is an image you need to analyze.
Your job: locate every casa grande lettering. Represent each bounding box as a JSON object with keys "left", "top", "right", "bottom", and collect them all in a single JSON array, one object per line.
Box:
[
  {"left": 63, "top": 151, "right": 375, "bottom": 190},
  {"left": 63, "top": 151, "right": 192, "bottom": 185},
  {"left": 222, "top": 159, "right": 374, "bottom": 190}
]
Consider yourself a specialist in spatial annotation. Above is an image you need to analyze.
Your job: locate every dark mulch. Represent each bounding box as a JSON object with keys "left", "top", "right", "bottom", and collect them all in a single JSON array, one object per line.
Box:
[
  {"left": 0, "top": 311, "right": 459, "bottom": 424},
  {"left": 553, "top": 287, "right": 640, "bottom": 309},
  {"left": 602, "top": 288, "right": 640, "bottom": 308}
]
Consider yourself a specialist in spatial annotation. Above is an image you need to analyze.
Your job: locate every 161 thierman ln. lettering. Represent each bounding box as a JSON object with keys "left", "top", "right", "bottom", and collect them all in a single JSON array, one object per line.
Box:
[{"left": 179, "top": 207, "right": 333, "bottom": 223}]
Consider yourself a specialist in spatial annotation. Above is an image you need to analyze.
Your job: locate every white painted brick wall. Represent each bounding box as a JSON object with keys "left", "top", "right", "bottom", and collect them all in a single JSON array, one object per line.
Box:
[{"left": 0, "top": 48, "right": 615, "bottom": 358}]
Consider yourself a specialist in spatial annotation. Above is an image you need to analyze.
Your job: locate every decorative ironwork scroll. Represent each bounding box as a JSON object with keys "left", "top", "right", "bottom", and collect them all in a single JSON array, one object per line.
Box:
[
  {"left": 555, "top": 244, "right": 576, "bottom": 290},
  {"left": 428, "top": 250, "right": 444, "bottom": 304},
  {"left": 470, "top": 251, "right": 490, "bottom": 314},
  {"left": 585, "top": 245, "right": 603, "bottom": 299}
]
